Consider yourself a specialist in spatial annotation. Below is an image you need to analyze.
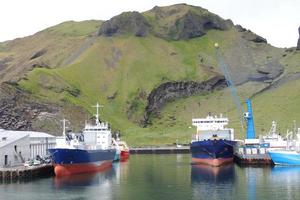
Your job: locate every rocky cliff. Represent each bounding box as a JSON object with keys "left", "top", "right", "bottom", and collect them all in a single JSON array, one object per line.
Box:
[
  {"left": 99, "top": 4, "right": 233, "bottom": 40},
  {"left": 98, "top": 12, "right": 150, "bottom": 37},
  {"left": 143, "top": 75, "right": 226, "bottom": 125}
]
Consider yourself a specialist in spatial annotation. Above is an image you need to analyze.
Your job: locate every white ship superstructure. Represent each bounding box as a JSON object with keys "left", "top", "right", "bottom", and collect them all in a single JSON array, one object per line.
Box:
[{"left": 192, "top": 114, "right": 234, "bottom": 142}]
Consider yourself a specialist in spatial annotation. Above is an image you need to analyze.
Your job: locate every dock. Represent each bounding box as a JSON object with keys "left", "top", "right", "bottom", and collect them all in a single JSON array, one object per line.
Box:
[
  {"left": 0, "top": 164, "right": 54, "bottom": 182},
  {"left": 130, "top": 146, "right": 190, "bottom": 154},
  {"left": 234, "top": 147, "right": 274, "bottom": 165}
]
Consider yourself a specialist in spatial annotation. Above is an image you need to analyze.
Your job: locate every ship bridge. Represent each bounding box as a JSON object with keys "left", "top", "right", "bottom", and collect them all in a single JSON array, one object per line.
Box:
[{"left": 192, "top": 115, "right": 229, "bottom": 131}]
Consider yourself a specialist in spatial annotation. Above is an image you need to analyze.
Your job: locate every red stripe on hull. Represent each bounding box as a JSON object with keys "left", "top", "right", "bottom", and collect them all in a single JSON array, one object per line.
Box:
[
  {"left": 191, "top": 157, "right": 233, "bottom": 167},
  {"left": 54, "top": 160, "right": 113, "bottom": 177},
  {"left": 120, "top": 151, "right": 130, "bottom": 162}
]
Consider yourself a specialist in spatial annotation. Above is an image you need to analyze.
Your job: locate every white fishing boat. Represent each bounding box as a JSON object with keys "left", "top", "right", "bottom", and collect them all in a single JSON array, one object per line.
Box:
[
  {"left": 268, "top": 128, "right": 300, "bottom": 165},
  {"left": 261, "top": 121, "right": 287, "bottom": 149}
]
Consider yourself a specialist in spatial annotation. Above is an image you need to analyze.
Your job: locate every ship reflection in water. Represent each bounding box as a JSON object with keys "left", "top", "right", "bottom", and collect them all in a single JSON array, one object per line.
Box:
[
  {"left": 269, "top": 166, "right": 300, "bottom": 199},
  {"left": 191, "top": 164, "right": 235, "bottom": 199}
]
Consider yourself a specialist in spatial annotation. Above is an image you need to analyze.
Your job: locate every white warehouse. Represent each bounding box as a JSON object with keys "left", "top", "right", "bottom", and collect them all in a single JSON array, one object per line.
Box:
[
  {"left": 27, "top": 131, "right": 56, "bottom": 159},
  {"left": 0, "top": 129, "right": 56, "bottom": 167},
  {"left": 0, "top": 130, "right": 30, "bottom": 167}
]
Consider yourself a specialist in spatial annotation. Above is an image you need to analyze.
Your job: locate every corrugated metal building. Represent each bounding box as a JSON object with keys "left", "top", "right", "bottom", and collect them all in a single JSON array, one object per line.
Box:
[
  {"left": 27, "top": 131, "right": 56, "bottom": 159},
  {"left": 0, "top": 130, "right": 30, "bottom": 167},
  {"left": 0, "top": 130, "right": 56, "bottom": 167}
]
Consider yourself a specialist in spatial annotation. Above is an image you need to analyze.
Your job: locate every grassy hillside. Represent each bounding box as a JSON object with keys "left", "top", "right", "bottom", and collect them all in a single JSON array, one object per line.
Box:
[
  {"left": 2, "top": 4, "right": 300, "bottom": 146},
  {"left": 17, "top": 25, "right": 300, "bottom": 146},
  {"left": 0, "top": 20, "right": 101, "bottom": 83}
]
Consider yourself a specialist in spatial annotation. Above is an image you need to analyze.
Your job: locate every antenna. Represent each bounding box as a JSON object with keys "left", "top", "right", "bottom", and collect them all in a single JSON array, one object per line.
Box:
[
  {"left": 61, "top": 119, "right": 69, "bottom": 136},
  {"left": 92, "top": 102, "right": 103, "bottom": 125}
]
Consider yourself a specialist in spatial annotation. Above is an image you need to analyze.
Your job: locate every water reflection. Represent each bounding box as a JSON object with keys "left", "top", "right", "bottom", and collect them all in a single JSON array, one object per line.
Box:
[
  {"left": 191, "top": 164, "right": 235, "bottom": 183},
  {"left": 191, "top": 164, "right": 235, "bottom": 200},
  {"left": 113, "top": 160, "right": 129, "bottom": 185},
  {"left": 2, "top": 155, "right": 300, "bottom": 200},
  {"left": 269, "top": 166, "right": 300, "bottom": 200}
]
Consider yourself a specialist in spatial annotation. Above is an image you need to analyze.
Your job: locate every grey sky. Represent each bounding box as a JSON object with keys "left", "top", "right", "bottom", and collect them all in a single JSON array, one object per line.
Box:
[{"left": 1, "top": 0, "right": 299, "bottom": 48}]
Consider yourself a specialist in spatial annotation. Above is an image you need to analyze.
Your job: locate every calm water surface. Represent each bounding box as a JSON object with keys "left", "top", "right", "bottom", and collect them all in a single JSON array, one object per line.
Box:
[{"left": 1, "top": 154, "right": 300, "bottom": 200}]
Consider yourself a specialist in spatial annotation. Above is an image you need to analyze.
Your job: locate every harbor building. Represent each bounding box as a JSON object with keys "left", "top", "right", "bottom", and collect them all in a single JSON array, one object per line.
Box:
[
  {"left": 0, "top": 130, "right": 56, "bottom": 167},
  {"left": 0, "top": 130, "right": 30, "bottom": 167},
  {"left": 28, "top": 131, "right": 56, "bottom": 159}
]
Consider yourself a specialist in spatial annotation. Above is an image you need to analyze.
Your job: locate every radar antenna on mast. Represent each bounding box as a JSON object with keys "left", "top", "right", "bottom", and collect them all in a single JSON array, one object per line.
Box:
[{"left": 92, "top": 102, "right": 104, "bottom": 125}]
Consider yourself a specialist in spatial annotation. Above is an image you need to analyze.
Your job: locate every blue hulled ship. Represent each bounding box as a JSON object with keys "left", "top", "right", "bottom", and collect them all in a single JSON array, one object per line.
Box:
[
  {"left": 268, "top": 128, "right": 300, "bottom": 165},
  {"left": 49, "top": 103, "right": 116, "bottom": 177},
  {"left": 190, "top": 114, "right": 236, "bottom": 166}
]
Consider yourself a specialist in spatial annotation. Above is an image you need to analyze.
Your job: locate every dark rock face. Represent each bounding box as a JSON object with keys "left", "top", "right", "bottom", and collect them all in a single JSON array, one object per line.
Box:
[
  {"left": 235, "top": 24, "right": 247, "bottom": 32},
  {"left": 30, "top": 49, "right": 47, "bottom": 60},
  {"left": 297, "top": 27, "right": 300, "bottom": 50},
  {"left": 98, "top": 12, "right": 150, "bottom": 37},
  {"left": 165, "top": 11, "right": 232, "bottom": 40},
  {"left": 143, "top": 75, "right": 226, "bottom": 126},
  {"left": 251, "top": 60, "right": 284, "bottom": 81},
  {"left": 242, "top": 30, "right": 267, "bottom": 43},
  {"left": 150, "top": 5, "right": 233, "bottom": 40},
  {"left": 98, "top": 5, "right": 233, "bottom": 40},
  {"left": 0, "top": 83, "right": 57, "bottom": 131}
]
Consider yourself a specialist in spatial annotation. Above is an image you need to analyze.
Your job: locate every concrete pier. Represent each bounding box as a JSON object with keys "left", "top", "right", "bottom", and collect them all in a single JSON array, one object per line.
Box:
[{"left": 0, "top": 164, "right": 54, "bottom": 182}]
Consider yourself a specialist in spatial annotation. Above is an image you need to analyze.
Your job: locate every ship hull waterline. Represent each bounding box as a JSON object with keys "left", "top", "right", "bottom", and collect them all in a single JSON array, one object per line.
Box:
[
  {"left": 54, "top": 161, "right": 113, "bottom": 177},
  {"left": 190, "top": 139, "right": 236, "bottom": 167},
  {"left": 268, "top": 150, "right": 300, "bottom": 165},
  {"left": 49, "top": 148, "right": 116, "bottom": 177}
]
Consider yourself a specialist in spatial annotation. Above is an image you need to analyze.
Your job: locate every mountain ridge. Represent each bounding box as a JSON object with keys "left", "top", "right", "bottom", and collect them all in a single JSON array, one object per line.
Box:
[{"left": 0, "top": 4, "right": 299, "bottom": 145}]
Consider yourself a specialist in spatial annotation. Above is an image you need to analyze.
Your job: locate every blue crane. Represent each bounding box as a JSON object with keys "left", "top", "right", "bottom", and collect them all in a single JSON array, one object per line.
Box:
[{"left": 214, "top": 43, "right": 255, "bottom": 139}]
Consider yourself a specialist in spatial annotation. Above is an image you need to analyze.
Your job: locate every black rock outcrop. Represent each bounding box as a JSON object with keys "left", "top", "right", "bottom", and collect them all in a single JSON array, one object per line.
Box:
[
  {"left": 297, "top": 27, "right": 300, "bottom": 50},
  {"left": 148, "top": 4, "right": 233, "bottom": 40},
  {"left": 242, "top": 30, "right": 267, "bottom": 43},
  {"left": 30, "top": 49, "right": 47, "bottom": 60},
  {"left": 98, "top": 11, "right": 150, "bottom": 37},
  {"left": 235, "top": 24, "right": 247, "bottom": 32},
  {"left": 162, "top": 11, "right": 232, "bottom": 40},
  {"left": 143, "top": 75, "right": 226, "bottom": 126},
  {"left": 252, "top": 60, "right": 284, "bottom": 81},
  {"left": 0, "top": 83, "right": 57, "bottom": 131},
  {"left": 98, "top": 4, "right": 233, "bottom": 40}
]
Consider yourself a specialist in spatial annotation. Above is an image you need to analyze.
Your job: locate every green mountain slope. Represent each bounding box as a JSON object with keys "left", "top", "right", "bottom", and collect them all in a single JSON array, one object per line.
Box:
[{"left": 1, "top": 4, "right": 300, "bottom": 146}]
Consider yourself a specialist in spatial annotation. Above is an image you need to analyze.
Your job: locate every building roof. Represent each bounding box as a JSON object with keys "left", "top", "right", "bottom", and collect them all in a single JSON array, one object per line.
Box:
[
  {"left": 0, "top": 129, "right": 55, "bottom": 138},
  {"left": 0, "top": 129, "right": 29, "bottom": 148},
  {"left": 26, "top": 131, "right": 55, "bottom": 138}
]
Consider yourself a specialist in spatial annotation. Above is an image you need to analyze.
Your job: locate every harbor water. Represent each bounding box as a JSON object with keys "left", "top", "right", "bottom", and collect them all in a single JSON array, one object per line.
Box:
[{"left": 1, "top": 154, "right": 300, "bottom": 200}]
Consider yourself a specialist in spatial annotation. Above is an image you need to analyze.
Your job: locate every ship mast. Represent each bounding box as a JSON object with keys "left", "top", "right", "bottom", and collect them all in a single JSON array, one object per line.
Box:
[
  {"left": 62, "top": 119, "right": 68, "bottom": 136},
  {"left": 93, "top": 102, "right": 103, "bottom": 125}
]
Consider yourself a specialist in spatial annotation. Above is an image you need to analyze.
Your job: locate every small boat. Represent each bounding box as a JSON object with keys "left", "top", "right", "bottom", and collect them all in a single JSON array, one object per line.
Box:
[
  {"left": 48, "top": 103, "right": 117, "bottom": 177},
  {"left": 268, "top": 128, "right": 300, "bottom": 165},
  {"left": 114, "top": 134, "right": 130, "bottom": 161},
  {"left": 190, "top": 114, "right": 236, "bottom": 167}
]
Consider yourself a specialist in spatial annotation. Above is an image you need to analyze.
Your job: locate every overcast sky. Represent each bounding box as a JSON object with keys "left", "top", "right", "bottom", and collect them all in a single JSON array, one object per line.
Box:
[{"left": 1, "top": 0, "right": 299, "bottom": 48}]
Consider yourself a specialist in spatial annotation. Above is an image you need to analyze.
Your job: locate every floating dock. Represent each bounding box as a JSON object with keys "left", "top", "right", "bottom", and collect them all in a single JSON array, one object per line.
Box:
[
  {"left": 130, "top": 146, "right": 190, "bottom": 154},
  {"left": 234, "top": 147, "right": 273, "bottom": 165},
  {"left": 0, "top": 164, "right": 54, "bottom": 182}
]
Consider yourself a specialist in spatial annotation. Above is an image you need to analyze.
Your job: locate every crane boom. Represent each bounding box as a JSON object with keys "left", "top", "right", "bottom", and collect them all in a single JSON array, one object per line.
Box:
[{"left": 214, "top": 44, "right": 246, "bottom": 130}]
